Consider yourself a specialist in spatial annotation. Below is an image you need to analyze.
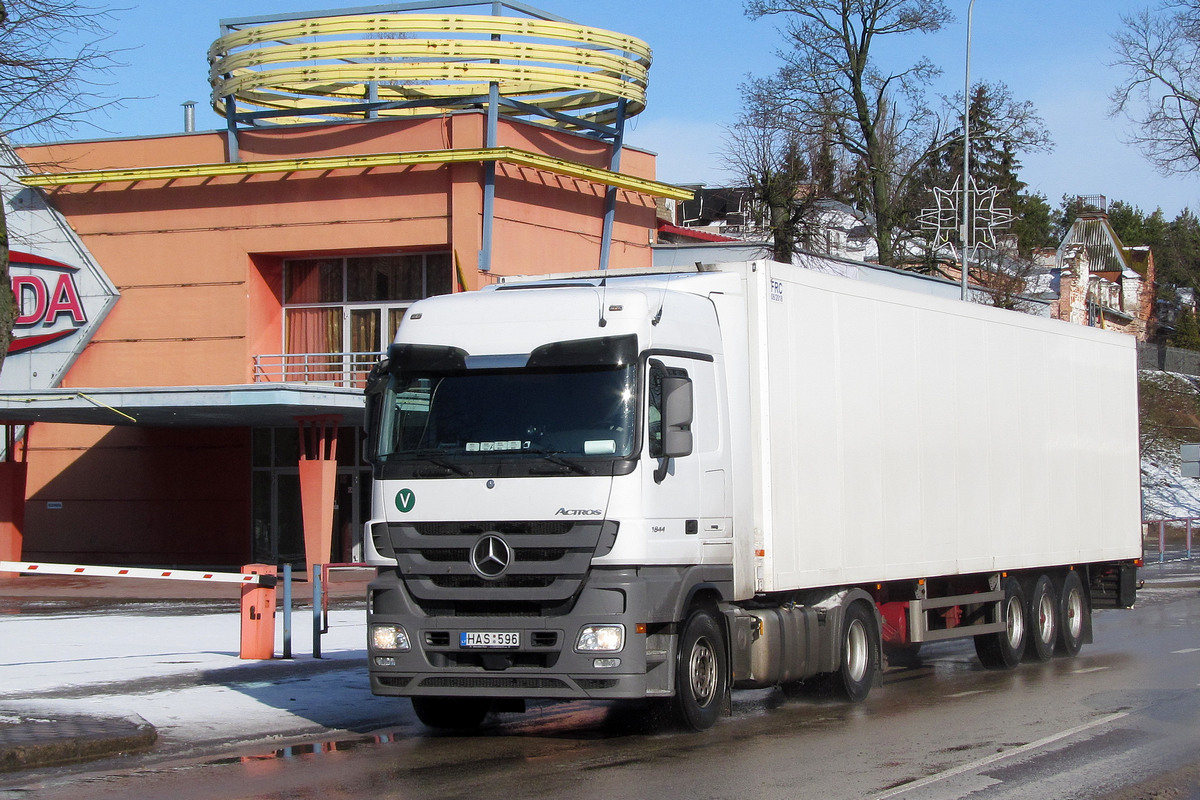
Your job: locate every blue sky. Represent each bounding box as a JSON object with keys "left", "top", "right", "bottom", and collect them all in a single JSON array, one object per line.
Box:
[{"left": 41, "top": 0, "right": 1200, "bottom": 219}]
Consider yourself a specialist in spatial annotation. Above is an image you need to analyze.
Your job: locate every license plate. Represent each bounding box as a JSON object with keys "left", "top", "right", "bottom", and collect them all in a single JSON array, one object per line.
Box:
[{"left": 460, "top": 631, "right": 520, "bottom": 649}]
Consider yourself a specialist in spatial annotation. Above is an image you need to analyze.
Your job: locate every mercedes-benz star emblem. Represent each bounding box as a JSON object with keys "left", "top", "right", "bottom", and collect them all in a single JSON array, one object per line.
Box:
[{"left": 471, "top": 534, "right": 512, "bottom": 579}]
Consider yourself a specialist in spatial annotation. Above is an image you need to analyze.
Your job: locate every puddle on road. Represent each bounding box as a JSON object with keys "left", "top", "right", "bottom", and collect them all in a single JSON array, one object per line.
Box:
[{"left": 208, "top": 732, "right": 403, "bottom": 766}]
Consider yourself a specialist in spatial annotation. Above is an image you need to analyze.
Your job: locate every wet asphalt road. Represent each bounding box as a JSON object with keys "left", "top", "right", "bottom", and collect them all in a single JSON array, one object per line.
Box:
[{"left": 14, "top": 574, "right": 1200, "bottom": 800}]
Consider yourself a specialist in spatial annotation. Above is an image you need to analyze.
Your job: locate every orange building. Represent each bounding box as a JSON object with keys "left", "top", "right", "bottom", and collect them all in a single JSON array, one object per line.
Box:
[{"left": 0, "top": 4, "right": 689, "bottom": 571}]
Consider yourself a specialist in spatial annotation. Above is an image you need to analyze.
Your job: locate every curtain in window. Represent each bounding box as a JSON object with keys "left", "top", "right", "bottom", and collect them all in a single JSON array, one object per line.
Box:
[
  {"left": 285, "top": 308, "right": 342, "bottom": 382},
  {"left": 350, "top": 309, "right": 381, "bottom": 387},
  {"left": 285, "top": 259, "right": 342, "bottom": 304}
]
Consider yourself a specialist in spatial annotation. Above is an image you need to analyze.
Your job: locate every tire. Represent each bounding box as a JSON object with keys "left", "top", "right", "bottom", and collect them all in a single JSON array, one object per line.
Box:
[
  {"left": 411, "top": 696, "right": 491, "bottom": 731},
  {"left": 672, "top": 607, "right": 728, "bottom": 731},
  {"left": 1055, "top": 569, "right": 1088, "bottom": 657},
  {"left": 830, "top": 601, "right": 880, "bottom": 702},
  {"left": 975, "top": 576, "right": 1027, "bottom": 670},
  {"left": 1024, "top": 574, "right": 1057, "bottom": 663}
]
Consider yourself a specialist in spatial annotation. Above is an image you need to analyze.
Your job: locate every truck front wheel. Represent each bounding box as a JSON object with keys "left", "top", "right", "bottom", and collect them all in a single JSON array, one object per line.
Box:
[
  {"left": 672, "top": 608, "right": 728, "bottom": 731},
  {"left": 411, "top": 696, "right": 491, "bottom": 731}
]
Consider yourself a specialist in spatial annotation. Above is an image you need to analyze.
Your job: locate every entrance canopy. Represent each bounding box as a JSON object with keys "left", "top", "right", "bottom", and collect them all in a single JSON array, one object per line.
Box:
[{"left": 0, "top": 384, "right": 365, "bottom": 428}]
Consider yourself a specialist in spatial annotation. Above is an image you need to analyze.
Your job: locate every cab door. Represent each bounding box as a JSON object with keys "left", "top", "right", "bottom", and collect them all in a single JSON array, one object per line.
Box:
[{"left": 641, "top": 355, "right": 730, "bottom": 565}]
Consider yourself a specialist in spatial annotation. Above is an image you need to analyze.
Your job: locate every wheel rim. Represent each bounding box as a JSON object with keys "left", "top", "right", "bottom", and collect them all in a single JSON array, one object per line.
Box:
[
  {"left": 1004, "top": 595, "right": 1025, "bottom": 648},
  {"left": 845, "top": 618, "right": 869, "bottom": 683},
  {"left": 688, "top": 634, "right": 718, "bottom": 707},
  {"left": 1037, "top": 591, "right": 1055, "bottom": 644},
  {"left": 1065, "top": 586, "right": 1083, "bottom": 640}
]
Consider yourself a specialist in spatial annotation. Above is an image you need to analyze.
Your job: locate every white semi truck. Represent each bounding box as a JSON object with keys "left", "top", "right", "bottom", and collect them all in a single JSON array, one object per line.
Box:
[{"left": 363, "top": 260, "right": 1142, "bottom": 731}]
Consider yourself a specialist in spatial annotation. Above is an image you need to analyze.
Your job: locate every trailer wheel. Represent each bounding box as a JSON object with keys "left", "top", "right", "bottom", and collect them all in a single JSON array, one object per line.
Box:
[
  {"left": 1055, "top": 569, "right": 1087, "bottom": 657},
  {"left": 1024, "top": 574, "right": 1057, "bottom": 663},
  {"left": 411, "top": 696, "right": 491, "bottom": 731},
  {"left": 830, "top": 601, "right": 880, "bottom": 702},
  {"left": 975, "top": 576, "right": 1026, "bottom": 670},
  {"left": 672, "top": 607, "right": 727, "bottom": 731}
]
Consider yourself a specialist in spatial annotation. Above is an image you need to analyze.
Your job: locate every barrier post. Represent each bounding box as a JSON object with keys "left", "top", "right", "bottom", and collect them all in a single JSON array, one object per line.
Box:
[
  {"left": 0, "top": 424, "right": 29, "bottom": 580},
  {"left": 240, "top": 564, "right": 277, "bottom": 660},
  {"left": 1188, "top": 519, "right": 1194, "bottom": 560},
  {"left": 312, "top": 563, "right": 323, "bottom": 659},
  {"left": 1159, "top": 521, "right": 1166, "bottom": 564},
  {"left": 282, "top": 563, "right": 293, "bottom": 660}
]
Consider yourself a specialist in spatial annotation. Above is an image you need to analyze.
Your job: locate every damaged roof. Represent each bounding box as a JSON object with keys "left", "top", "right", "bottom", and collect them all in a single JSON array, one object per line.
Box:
[{"left": 1058, "top": 214, "right": 1150, "bottom": 278}]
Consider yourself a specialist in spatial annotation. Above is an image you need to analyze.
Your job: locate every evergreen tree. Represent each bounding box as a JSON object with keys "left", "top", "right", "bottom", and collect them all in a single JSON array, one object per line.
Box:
[
  {"left": 1171, "top": 308, "right": 1200, "bottom": 351},
  {"left": 906, "top": 82, "right": 1052, "bottom": 257},
  {"left": 1158, "top": 208, "right": 1200, "bottom": 292},
  {"left": 1008, "top": 192, "right": 1056, "bottom": 255}
]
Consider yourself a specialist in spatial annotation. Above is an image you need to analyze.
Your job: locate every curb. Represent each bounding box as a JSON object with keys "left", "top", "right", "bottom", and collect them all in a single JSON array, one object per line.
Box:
[{"left": 0, "top": 713, "right": 157, "bottom": 773}]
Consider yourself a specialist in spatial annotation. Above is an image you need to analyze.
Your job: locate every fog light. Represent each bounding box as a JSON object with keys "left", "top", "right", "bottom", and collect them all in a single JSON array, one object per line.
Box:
[
  {"left": 371, "top": 624, "right": 411, "bottom": 651},
  {"left": 593, "top": 658, "right": 621, "bottom": 669},
  {"left": 374, "top": 656, "right": 397, "bottom": 667},
  {"left": 575, "top": 624, "right": 624, "bottom": 652}
]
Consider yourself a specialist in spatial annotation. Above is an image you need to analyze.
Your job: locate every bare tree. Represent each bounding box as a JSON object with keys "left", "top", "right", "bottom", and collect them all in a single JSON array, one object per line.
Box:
[
  {"left": 970, "top": 244, "right": 1043, "bottom": 314},
  {"left": 1111, "top": 1, "right": 1200, "bottom": 175},
  {"left": 720, "top": 81, "right": 828, "bottom": 262},
  {"left": 0, "top": 0, "right": 122, "bottom": 366},
  {"left": 743, "top": 0, "right": 955, "bottom": 266}
]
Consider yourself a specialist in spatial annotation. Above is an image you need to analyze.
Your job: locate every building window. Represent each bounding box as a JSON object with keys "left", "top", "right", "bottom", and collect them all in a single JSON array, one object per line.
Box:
[
  {"left": 283, "top": 253, "right": 452, "bottom": 356},
  {"left": 280, "top": 253, "right": 451, "bottom": 383}
]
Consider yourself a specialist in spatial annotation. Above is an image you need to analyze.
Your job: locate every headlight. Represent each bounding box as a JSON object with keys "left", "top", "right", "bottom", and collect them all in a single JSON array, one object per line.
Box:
[
  {"left": 371, "top": 624, "right": 411, "bottom": 651},
  {"left": 575, "top": 624, "right": 624, "bottom": 652}
]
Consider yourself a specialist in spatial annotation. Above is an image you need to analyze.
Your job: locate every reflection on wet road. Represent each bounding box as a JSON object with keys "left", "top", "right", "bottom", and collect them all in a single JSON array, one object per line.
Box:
[{"left": 16, "top": 581, "right": 1200, "bottom": 800}]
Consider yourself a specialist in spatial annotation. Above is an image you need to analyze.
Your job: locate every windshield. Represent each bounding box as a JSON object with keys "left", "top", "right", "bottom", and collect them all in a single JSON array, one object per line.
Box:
[{"left": 373, "top": 335, "right": 638, "bottom": 469}]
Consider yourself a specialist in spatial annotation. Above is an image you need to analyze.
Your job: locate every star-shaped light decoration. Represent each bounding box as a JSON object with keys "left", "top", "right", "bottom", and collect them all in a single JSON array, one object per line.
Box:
[{"left": 917, "top": 176, "right": 1015, "bottom": 252}]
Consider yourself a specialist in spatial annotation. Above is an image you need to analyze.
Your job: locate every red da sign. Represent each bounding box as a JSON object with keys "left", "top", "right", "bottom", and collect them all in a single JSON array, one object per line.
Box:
[{"left": 9, "top": 250, "right": 87, "bottom": 354}]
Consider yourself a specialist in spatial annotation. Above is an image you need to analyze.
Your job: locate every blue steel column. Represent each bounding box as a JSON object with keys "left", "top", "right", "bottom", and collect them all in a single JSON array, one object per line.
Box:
[
  {"left": 479, "top": 4, "right": 503, "bottom": 273},
  {"left": 222, "top": 23, "right": 240, "bottom": 163},
  {"left": 598, "top": 98, "right": 628, "bottom": 271},
  {"left": 225, "top": 94, "right": 240, "bottom": 163},
  {"left": 480, "top": 81, "right": 499, "bottom": 273}
]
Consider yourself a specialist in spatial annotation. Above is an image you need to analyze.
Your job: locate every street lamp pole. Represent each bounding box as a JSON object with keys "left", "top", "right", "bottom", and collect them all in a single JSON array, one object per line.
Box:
[{"left": 961, "top": 0, "right": 976, "bottom": 302}]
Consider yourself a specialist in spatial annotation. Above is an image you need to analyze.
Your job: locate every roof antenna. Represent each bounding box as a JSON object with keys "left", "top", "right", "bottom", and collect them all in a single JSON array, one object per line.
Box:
[
  {"left": 652, "top": 274, "right": 672, "bottom": 326},
  {"left": 598, "top": 275, "right": 608, "bottom": 328}
]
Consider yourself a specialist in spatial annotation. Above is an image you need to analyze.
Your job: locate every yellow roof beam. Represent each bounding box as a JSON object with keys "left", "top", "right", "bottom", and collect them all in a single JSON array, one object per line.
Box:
[{"left": 18, "top": 146, "right": 695, "bottom": 201}]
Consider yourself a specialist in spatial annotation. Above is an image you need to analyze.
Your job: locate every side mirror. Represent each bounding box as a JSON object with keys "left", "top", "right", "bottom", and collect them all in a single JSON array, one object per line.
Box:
[
  {"left": 660, "top": 375, "right": 693, "bottom": 459},
  {"left": 363, "top": 358, "right": 390, "bottom": 466}
]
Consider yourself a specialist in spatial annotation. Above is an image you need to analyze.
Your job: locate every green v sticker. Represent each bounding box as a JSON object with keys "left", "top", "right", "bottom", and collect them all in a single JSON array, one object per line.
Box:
[{"left": 395, "top": 488, "right": 416, "bottom": 513}]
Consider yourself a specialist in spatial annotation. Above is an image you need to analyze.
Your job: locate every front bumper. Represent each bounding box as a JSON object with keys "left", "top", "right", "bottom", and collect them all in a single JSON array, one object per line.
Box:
[{"left": 367, "top": 567, "right": 678, "bottom": 700}]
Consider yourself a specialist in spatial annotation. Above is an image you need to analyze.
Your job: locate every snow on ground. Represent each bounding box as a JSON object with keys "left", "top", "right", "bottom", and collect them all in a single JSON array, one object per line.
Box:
[
  {"left": 1139, "top": 370, "right": 1200, "bottom": 521},
  {"left": 1141, "top": 445, "right": 1200, "bottom": 520},
  {"left": 0, "top": 607, "right": 408, "bottom": 751}
]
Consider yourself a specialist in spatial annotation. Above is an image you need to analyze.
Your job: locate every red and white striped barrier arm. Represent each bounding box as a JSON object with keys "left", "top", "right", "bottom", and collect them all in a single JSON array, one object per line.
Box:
[{"left": 0, "top": 561, "right": 275, "bottom": 586}]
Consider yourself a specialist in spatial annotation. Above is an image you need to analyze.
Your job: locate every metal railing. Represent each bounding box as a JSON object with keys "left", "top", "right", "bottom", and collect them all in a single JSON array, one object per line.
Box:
[
  {"left": 1143, "top": 517, "right": 1199, "bottom": 562},
  {"left": 252, "top": 352, "right": 381, "bottom": 389}
]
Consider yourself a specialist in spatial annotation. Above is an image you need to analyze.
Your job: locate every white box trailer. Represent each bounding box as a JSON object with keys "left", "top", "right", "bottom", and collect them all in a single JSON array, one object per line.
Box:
[
  {"left": 745, "top": 260, "right": 1140, "bottom": 592},
  {"left": 363, "top": 260, "right": 1141, "bottom": 732}
]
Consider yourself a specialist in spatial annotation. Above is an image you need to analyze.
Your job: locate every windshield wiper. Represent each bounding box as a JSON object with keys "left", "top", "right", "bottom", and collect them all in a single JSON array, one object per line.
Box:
[
  {"left": 526, "top": 449, "right": 593, "bottom": 476},
  {"left": 409, "top": 452, "right": 473, "bottom": 477}
]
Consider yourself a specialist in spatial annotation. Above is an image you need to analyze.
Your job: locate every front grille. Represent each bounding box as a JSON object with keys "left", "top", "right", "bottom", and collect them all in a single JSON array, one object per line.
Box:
[
  {"left": 377, "top": 677, "right": 412, "bottom": 688},
  {"left": 414, "top": 521, "right": 574, "bottom": 537},
  {"left": 423, "top": 548, "right": 469, "bottom": 562},
  {"left": 419, "top": 676, "right": 569, "bottom": 690},
  {"left": 388, "top": 519, "right": 618, "bottom": 614},
  {"left": 430, "top": 575, "right": 556, "bottom": 589},
  {"left": 576, "top": 679, "right": 620, "bottom": 690}
]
